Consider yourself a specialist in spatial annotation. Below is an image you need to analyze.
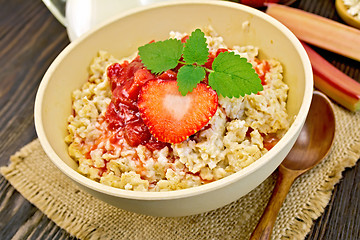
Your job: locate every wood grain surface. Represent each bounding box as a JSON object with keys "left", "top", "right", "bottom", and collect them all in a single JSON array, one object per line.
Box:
[{"left": 0, "top": 0, "right": 359, "bottom": 239}]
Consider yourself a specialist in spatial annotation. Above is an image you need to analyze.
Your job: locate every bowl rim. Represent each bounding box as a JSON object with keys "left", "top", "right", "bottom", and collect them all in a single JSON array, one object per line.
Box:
[{"left": 35, "top": 0, "right": 313, "bottom": 200}]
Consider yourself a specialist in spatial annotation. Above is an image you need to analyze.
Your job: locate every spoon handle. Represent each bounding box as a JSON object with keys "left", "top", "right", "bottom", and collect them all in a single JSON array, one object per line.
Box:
[{"left": 249, "top": 166, "right": 300, "bottom": 240}]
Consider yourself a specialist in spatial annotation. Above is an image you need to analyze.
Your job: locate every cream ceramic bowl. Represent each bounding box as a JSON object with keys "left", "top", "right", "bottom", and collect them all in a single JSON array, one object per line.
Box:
[{"left": 35, "top": 0, "right": 313, "bottom": 217}]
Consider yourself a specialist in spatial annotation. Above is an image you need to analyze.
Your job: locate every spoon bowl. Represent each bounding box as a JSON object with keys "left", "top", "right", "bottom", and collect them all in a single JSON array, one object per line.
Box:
[
  {"left": 282, "top": 91, "right": 336, "bottom": 171},
  {"left": 250, "top": 90, "right": 336, "bottom": 240}
]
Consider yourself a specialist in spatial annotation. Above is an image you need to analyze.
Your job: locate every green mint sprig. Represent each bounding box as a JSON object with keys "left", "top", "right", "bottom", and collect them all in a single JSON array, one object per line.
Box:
[{"left": 138, "top": 29, "right": 263, "bottom": 97}]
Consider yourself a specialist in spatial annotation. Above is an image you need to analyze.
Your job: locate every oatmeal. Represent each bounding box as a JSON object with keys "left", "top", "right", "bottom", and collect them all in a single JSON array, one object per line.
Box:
[{"left": 65, "top": 27, "right": 290, "bottom": 192}]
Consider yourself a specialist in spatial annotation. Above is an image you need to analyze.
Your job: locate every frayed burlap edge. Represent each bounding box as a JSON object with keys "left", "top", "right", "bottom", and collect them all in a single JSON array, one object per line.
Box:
[
  {"left": 282, "top": 140, "right": 360, "bottom": 239},
  {"left": 0, "top": 140, "right": 102, "bottom": 240}
]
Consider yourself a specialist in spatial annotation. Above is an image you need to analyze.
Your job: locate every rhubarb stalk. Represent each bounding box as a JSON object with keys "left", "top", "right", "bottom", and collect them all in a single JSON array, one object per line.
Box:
[
  {"left": 302, "top": 42, "right": 360, "bottom": 112},
  {"left": 266, "top": 3, "right": 360, "bottom": 62}
]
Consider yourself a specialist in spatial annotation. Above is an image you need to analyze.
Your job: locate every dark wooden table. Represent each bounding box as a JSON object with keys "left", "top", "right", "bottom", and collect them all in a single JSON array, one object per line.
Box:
[{"left": 0, "top": 0, "right": 359, "bottom": 239}]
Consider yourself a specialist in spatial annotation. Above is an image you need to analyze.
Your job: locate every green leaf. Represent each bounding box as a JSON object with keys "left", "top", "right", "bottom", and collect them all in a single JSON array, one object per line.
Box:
[
  {"left": 209, "top": 51, "right": 263, "bottom": 98},
  {"left": 177, "top": 65, "right": 206, "bottom": 96},
  {"left": 182, "top": 29, "right": 209, "bottom": 65},
  {"left": 137, "top": 29, "right": 263, "bottom": 98},
  {"left": 138, "top": 39, "right": 183, "bottom": 74}
]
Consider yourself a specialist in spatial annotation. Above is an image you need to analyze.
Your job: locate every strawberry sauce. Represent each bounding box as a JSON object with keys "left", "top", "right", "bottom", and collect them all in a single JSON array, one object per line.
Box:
[
  {"left": 262, "top": 133, "right": 280, "bottom": 151},
  {"left": 247, "top": 127, "right": 280, "bottom": 151},
  {"left": 254, "top": 59, "right": 270, "bottom": 85},
  {"left": 105, "top": 56, "right": 170, "bottom": 150}
]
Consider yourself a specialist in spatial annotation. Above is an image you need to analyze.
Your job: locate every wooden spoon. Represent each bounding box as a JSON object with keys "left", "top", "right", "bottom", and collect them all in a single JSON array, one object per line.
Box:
[{"left": 250, "top": 90, "right": 336, "bottom": 240}]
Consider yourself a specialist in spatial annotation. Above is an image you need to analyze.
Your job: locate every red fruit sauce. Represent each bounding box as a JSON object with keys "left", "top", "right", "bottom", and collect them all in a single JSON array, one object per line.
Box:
[
  {"left": 262, "top": 133, "right": 280, "bottom": 151},
  {"left": 105, "top": 56, "right": 170, "bottom": 150},
  {"left": 246, "top": 128, "right": 280, "bottom": 151},
  {"left": 253, "top": 58, "right": 270, "bottom": 85}
]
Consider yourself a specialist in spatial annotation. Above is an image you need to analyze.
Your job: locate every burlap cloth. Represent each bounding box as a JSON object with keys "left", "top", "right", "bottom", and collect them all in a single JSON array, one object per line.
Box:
[{"left": 1, "top": 102, "right": 360, "bottom": 240}]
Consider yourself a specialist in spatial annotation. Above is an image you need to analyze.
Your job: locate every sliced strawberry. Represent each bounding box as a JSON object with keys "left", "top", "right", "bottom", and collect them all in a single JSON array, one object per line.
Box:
[{"left": 138, "top": 80, "right": 218, "bottom": 144}]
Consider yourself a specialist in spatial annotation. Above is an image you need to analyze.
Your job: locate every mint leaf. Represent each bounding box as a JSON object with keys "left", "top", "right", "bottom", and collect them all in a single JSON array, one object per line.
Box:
[
  {"left": 209, "top": 51, "right": 263, "bottom": 98},
  {"left": 138, "top": 39, "right": 183, "bottom": 74},
  {"left": 137, "top": 29, "right": 263, "bottom": 98},
  {"left": 177, "top": 65, "right": 206, "bottom": 95},
  {"left": 182, "top": 29, "right": 209, "bottom": 65}
]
